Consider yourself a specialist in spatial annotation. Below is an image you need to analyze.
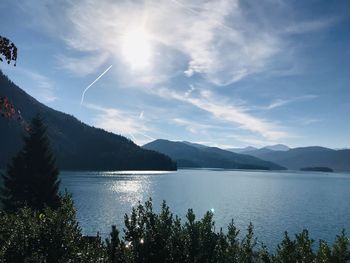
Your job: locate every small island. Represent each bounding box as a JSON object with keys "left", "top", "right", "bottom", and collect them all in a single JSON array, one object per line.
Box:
[{"left": 300, "top": 167, "right": 334, "bottom": 172}]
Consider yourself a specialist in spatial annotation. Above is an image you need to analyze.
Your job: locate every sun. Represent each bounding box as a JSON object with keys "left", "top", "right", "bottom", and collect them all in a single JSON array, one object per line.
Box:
[{"left": 121, "top": 27, "right": 152, "bottom": 70}]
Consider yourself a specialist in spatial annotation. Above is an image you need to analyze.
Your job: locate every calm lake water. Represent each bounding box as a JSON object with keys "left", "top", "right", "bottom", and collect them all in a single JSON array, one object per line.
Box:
[{"left": 60, "top": 169, "right": 350, "bottom": 249}]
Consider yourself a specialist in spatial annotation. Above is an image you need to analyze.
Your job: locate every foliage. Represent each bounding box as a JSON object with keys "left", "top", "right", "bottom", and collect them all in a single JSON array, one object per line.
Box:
[
  {"left": 0, "top": 35, "right": 20, "bottom": 121},
  {"left": 0, "top": 198, "right": 349, "bottom": 262},
  {"left": 1, "top": 115, "right": 60, "bottom": 212},
  {"left": 0, "top": 193, "right": 105, "bottom": 262},
  {"left": 0, "top": 36, "right": 17, "bottom": 66},
  {"left": 104, "top": 199, "right": 350, "bottom": 263}
]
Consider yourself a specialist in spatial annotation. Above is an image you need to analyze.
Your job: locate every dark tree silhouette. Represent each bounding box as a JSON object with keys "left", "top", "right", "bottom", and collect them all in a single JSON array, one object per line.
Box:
[{"left": 1, "top": 115, "right": 60, "bottom": 211}]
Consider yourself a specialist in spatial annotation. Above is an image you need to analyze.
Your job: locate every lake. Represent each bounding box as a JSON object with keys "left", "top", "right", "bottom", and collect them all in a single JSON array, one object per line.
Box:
[{"left": 60, "top": 169, "right": 350, "bottom": 249}]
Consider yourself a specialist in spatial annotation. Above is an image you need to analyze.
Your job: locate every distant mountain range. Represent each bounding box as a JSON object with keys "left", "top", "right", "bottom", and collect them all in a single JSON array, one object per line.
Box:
[
  {"left": 0, "top": 71, "right": 176, "bottom": 171},
  {"left": 228, "top": 144, "right": 290, "bottom": 153},
  {"left": 143, "top": 139, "right": 285, "bottom": 170},
  {"left": 239, "top": 146, "right": 350, "bottom": 171},
  {"left": 143, "top": 139, "right": 350, "bottom": 172},
  {"left": 226, "top": 146, "right": 258, "bottom": 154}
]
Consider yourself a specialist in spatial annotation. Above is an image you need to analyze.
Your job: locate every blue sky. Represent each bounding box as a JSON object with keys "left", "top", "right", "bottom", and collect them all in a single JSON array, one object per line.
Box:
[{"left": 0, "top": 0, "right": 349, "bottom": 148}]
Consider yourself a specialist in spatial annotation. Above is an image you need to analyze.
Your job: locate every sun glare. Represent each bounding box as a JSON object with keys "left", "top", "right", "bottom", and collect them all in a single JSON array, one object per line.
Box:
[{"left": 121, "top": 28, "right": 152, "bottom": 70}]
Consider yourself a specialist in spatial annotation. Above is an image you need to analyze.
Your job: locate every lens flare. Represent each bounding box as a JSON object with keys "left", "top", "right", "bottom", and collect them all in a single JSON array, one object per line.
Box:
[{"left": 121, "top": 28, "right": 152, "bottom": 70}]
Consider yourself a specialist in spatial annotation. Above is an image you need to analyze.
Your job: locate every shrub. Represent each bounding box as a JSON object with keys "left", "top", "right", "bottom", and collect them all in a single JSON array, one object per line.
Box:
[
  {"left": 1, "top": 197, "right": 349, "bottom": 262},
  {"left": 0, "top": 193, "right": 104, "bottom": 262}
]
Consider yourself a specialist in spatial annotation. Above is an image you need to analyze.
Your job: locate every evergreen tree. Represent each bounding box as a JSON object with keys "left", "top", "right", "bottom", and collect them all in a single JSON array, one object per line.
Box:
[{"left": 1, "top": 115, "right": 60, "bottom": 211}]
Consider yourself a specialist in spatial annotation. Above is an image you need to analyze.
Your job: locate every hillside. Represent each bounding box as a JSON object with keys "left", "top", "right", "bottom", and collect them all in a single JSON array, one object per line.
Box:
[
  {"left": 225, "top": 146, "right": 257, "bottom": 154},
  {"left": 0, "top": 71, "right": 176, "bottom": 171},
  {"left": 244, "top": 146, "right": 350, "bottom": 171},
  {"left": 228, "top": 144, "right": 289, "bottom": 154},
  {"left": 143, "top": 139, "right": 285, "bottom": 170}
]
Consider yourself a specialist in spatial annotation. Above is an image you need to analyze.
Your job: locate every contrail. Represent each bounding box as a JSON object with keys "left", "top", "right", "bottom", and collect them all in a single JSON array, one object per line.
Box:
[{"left": 80, "top": 64, "right": 113, "bottom": 106}]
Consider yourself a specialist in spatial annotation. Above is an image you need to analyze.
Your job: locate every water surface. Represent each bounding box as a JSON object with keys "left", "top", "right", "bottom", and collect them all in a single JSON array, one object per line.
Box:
[{"left": 60, "top": 169, "right": 350, "bottom": 249}]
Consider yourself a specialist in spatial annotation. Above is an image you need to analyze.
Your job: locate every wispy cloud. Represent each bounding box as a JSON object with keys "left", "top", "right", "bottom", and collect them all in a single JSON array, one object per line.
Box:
[
  {"left": 286, "top": 18, "right": 338, "bottom": 34},
  {"left": 292, "top": 117, "right": 322, "bottom": 126},
  {"left": 172, "top": 118, "right": 212, "bottom": 134},
  {"left": 172, "top": 117, "right": 241, "bottom": 134},
  {"left": 84, "top": 103, "right": 154, "bottom": 145},
  {"left": 57, "top": 53, "right": 109, "bottom": 77},
  {"left": 19, "top": 0, "right": 340, "bottom": 86},
  {"left": 18, "top": 69, "right": 57, "bottom": 103},
  {"left": 13, "top": 0, "right": 343, "bottom": 147},
  {"left": 228, "top": 134, "right": 280, "bottom": 147},
  {"left": 155, "top": 87, "right": 289, "bottom": 140},
  {"left": 21, "top": 0, "right": 338, "bottom": 87},
  {"left": 24, "top": 0, "right": 286, "bottom": 85},
  {"left": 264, "top": 94, "right": 318, "bottom": 110}
]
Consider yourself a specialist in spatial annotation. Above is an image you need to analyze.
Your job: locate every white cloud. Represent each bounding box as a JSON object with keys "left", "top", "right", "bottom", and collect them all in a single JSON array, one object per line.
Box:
[
  {"left": 15, "top": 0, "right": 338, "bottom": 146},
  {"left": 172, "top": 117, "right": 211, "bottom": 134},
  {"left": 266, "top": 99, "right": 290, "bottom": 110},
  {"left": 294, "top": 117, "right": 322, "bottom": 126},
  {"left": 24, "top": 0, "right": 285, "bottom": 84},
  {"left": 265, "top": 94, "right": 318, "bottom": 110},
  {"left": 84, "top": 103, "right": 154, "bottom": 145},
  {"left": 228, "top": 135, "right": 279, "bottom": 147},
  {"left": 20, "top": 0, "right": 339, "bottom": 84},
  {"left": 17, "top": 69, "right": 57, "bottom": 103},
  {"left": 57, "top": 53, "right": 109, "bottom": 76},
  {"left": 286, "top": 18, "right": 337, "bottom": 34},
  {"left": 155, "top": 87, "right": 289, "bottom": 141},
  {"left": 172, "top": 117, "right": 241, "bottom": 134}
]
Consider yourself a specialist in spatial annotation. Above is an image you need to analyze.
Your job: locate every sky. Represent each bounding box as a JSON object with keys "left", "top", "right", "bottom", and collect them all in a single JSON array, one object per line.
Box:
[{"left": 0, "top": 0, "right": 349, "bottom": 149}]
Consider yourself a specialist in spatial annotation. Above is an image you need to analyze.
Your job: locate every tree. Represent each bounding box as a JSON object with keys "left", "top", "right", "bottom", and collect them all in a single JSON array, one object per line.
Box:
[{"left": 1, "top": 115, "right": 60, "bottom": 211}]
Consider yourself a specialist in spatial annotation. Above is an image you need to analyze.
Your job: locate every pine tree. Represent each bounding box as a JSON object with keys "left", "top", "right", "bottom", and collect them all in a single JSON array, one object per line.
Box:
[{"left": 1, "top": 115, "right": 60, "bottom": 211}]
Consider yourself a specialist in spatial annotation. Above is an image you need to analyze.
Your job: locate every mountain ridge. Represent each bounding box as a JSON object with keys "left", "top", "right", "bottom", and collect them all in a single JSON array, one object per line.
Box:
[
  {"left": 143, "top": 139, "right": 286, "bottom": 170},
  {"left": 241, "top": 146, "right": 350, "bottom": 171},
  {"left": 0, "top": 71, "right": 176, "bottom": 171}
]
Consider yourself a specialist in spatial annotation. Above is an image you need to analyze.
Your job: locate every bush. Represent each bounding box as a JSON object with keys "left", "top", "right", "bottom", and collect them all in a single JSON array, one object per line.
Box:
[
  {"left": 1, "top": 197, "right": 349, "bottom": 262},
  {"left": 105, "top": 199, "right": 350, "bottom": 263},
  {"left": 0, "top": 193, "right": 104, "bottom": 262}
]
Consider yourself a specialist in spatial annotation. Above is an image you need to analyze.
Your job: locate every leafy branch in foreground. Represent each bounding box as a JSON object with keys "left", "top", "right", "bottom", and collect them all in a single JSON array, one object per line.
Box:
[
  {"left": 0, "top": 35, "right": 18, "bottom": 119},
  {"left": 0, "top": 36, "right": 17, "bottom": 66}
]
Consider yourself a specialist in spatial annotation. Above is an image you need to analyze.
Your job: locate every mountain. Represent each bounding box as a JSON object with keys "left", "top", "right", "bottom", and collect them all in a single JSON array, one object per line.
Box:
[
  {"left": 143, "top": 139, "right": 286, "bottom": 170},
  {"left": 181, "top": 141, "right": 208, "bottom": 149},
  {"left": 0, "top": 71, "right": 176, "bottom": 171},
  {"left": 263, "top": 144, "right": 290, "bottom": 151},
  {"left": 228, "top": 144, "right": 289, "bottom": 154},
  {"left": 245, "top": 146, "right": 350, "bottom": 171},
  {"left": 227, "top": 146, "right": 258, "bottom": 154}
]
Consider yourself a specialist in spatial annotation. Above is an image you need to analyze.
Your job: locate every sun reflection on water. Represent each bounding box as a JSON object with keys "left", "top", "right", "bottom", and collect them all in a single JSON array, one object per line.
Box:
[{"left": 108, "top": 176, "right": 152, "bottom": 206}]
